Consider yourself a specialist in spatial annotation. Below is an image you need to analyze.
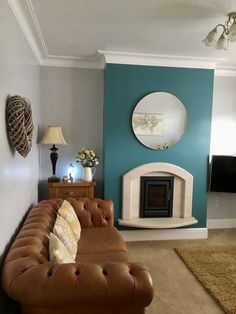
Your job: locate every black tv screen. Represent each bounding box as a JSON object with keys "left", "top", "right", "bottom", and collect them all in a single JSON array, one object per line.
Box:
[{"left": 209, "top": 155, "right": 236, "bottom": 193}]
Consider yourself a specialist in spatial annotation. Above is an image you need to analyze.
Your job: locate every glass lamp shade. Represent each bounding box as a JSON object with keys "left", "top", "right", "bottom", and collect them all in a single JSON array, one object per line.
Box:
[
  {"left": 202, "top": 27, "right": 219, "bottom": 46},
  {"left": 40, "top": 126, "right": 67, "bottom": 145},
  {"left": 229, "top": 21, "right": 236, "bottom": 42},
  {"left": 216, "top": 34, "right": 229, "bottom": 50}
]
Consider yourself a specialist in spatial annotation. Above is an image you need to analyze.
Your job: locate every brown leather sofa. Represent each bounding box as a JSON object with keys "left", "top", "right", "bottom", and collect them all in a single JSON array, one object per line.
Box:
[{"left": 2, "top": 198, "right": 153, "bottom": 314}]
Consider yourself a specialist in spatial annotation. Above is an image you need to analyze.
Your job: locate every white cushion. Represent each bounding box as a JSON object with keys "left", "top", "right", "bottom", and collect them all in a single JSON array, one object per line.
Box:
[
  {"left": 53, "top": 215, "right": 77, "bottom": 259},
  {"left": 49, "top": 232, "right": 75, "bottom": 264},
  {"left": 58, "top": 200, "right": 81, "bottom": 242}
]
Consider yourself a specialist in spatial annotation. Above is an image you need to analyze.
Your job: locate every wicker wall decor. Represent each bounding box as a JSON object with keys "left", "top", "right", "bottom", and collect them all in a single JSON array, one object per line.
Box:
[{"left": 6, "top": 95, "right": 34, "bottom": 158}]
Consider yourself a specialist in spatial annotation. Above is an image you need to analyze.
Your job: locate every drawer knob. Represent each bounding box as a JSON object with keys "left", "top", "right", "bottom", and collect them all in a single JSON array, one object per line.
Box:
[{"left": 68, "top": 191, "right": 74, "bottom": 196}]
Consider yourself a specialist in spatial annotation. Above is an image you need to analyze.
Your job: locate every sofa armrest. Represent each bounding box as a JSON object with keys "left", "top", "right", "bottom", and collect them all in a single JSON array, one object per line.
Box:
[
  {"left": 67, "top": 198, "right": 114, "bottom": 228},
  {"left": 2, "top": 260, "right": 153, "bottom": 308}
]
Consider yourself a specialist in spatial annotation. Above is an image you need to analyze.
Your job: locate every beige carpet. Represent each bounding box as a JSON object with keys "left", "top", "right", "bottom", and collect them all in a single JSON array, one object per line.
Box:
[
  {"left": 175, "top": 246, "right": 236, "bottom": 314},
  {"left": 126, "top": 229, "right": 236, "bottom": 314}
]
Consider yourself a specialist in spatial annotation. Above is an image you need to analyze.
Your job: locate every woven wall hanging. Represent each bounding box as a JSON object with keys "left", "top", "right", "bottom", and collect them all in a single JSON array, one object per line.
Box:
[{"left": 6, "top": 95, "right": 34, "bottom": 158}]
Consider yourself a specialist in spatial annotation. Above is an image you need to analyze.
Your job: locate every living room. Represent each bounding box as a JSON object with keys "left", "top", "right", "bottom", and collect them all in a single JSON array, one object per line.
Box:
[{"left": 1, "top": 1, "right": 236, "bottom": 313}]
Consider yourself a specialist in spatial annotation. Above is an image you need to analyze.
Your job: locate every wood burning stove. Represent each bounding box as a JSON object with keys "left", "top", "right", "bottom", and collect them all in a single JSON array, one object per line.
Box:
[{"left": 140, "top": 176, "right": 174, "bottom": 218}]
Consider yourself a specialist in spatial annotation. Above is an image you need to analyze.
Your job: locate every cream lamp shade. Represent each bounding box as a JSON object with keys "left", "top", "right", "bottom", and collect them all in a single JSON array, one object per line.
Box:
[
  {"left": 40, "top": 126, "right": 67, "bottom": 182},
  {"left": 40, "top": 126, "right": 67, "bottom": 145}
]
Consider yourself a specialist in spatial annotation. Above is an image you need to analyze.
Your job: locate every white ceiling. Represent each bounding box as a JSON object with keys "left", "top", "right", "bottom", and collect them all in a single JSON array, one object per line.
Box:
[{"left": 9, "top": 0, "right": 236, "bottom": 71}]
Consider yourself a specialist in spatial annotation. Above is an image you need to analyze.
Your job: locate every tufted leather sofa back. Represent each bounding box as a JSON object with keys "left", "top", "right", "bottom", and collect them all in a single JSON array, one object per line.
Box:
[
  {"left": 3, "top": 198, "right": 62, "bottom": 265},
  {"left": 2, "top": 197, "right": 114, "bottom": 269},
  {"left": 67, "top": 198, "right": 114, "bottom": 228}
]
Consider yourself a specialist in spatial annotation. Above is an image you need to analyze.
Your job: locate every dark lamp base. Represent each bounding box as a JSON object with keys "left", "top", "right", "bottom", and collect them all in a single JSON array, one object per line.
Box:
[{"left": 48, "top": 175, "right": 60, "bottom": 183}]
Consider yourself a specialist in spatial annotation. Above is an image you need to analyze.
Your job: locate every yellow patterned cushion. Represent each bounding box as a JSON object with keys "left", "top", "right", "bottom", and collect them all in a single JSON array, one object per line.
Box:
[
  {"left": 58, "top": 200, "right": 81, "bottom": 242},
  {"left": 49, "top": 232, "right": 75, "bottom": 264},
  {"left": 53, "top": 215, "right": 77, "bottom": 259}
]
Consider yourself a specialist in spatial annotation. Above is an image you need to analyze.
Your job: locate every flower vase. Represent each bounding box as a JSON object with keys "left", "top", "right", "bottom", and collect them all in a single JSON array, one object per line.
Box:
[{"left": 82, "top": 167, "right": 96, "bottom": 182}]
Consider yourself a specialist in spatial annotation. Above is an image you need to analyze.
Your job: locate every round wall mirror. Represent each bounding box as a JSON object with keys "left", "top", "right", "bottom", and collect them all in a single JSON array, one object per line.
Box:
[{"left": 132, "top": 92, "right": 188, "bottom": 150}]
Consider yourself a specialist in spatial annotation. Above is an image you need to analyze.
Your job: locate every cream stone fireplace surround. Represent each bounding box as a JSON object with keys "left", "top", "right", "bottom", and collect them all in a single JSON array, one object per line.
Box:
[{"left": 119, "top": 162, "right": 198, "bottom": 228}]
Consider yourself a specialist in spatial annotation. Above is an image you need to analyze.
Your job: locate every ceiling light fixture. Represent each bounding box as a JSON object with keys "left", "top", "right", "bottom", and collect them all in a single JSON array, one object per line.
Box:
[{"left": 203, "top": 12, "right": 236, "bottom": 50}]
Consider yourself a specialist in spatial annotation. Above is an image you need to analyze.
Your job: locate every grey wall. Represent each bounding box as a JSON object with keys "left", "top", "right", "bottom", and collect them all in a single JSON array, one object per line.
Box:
[
  {"left": 0, "top": 1, "right": 40, "bottom": 254},
  {"left": 0, "top": 1, "right": 40, "bottom": 312},
  {"left": 39, "top": 66, "right": 103, "bottom": 199},
  {"left": 208, "top": 75, "right": 236, "bottom": 219}
]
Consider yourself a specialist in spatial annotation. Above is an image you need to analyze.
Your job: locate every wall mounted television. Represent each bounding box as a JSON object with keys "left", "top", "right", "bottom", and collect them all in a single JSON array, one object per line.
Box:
[{"left": 209, "top": 155, "right": 236, "bottom": 193}]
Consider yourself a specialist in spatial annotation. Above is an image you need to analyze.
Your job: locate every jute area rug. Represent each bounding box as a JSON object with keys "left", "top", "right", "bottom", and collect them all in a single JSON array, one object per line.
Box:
[{"left": 175, "top": 246, "right": 236, "bottom": 314}]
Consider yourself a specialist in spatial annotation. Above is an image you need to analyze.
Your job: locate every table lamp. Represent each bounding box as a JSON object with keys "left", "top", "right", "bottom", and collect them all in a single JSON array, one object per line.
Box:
[{"left": 40, "top": 126, "right": 67, "bottom": 182}]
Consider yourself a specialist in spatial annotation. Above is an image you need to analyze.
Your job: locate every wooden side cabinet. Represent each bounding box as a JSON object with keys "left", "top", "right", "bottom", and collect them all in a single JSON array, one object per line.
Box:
[{"left": 48, "top": 181, "right": 96, "bottom": 200}]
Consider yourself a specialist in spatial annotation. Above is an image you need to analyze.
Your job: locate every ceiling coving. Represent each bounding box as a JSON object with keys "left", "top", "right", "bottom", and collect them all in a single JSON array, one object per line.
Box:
[{"left": 7, "top": 0, "right": 236, "bottom": 74}]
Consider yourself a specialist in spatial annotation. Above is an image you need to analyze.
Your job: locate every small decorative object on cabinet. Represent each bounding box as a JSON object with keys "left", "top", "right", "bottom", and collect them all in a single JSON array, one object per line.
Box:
[
  {"left": 48, "top": 181, "right": 96, "bottom": 200},
  {"left": 67, "top": 163, "right": 75, "bottom": 182}
]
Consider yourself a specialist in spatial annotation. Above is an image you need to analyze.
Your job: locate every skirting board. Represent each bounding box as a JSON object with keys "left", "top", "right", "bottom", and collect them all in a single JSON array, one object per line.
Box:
[
  {"left": 207, "top": 219, "right": 236, "bottom": 229},
  {"left": 119, "top": 228, "right": 208, "bottom": 242}
]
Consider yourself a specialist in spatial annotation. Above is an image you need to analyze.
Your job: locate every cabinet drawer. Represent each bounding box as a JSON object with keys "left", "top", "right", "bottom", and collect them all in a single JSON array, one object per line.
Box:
[
  {"left": 56, "top": 187, "right": 89, "bottom": 199},
  {"left": 48, "top": 182, "right": 95, "bottom": 200}
]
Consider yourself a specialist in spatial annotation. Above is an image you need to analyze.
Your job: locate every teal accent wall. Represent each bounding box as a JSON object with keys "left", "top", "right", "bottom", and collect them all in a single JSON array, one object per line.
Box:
[{"left": 104, "top": 64, "right": 214, "bottom": 228}]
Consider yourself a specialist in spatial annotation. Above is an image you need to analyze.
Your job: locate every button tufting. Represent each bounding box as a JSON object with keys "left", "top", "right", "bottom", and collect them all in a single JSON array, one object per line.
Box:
[
  {"left": 47, "top": 270, "right": 53, "bottom": 277},
  {"left": 103, "top": 269, "right": 108, "bottom": 276}
]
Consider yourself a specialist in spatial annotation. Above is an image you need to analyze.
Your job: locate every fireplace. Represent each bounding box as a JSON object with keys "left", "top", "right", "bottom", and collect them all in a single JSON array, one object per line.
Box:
[
  {"left": 140, "top": 176, "right": 174, "bottom": 218},
  {"left": 119, "top": 162, "right": 198, "bottom": 228}
]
